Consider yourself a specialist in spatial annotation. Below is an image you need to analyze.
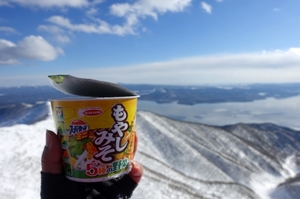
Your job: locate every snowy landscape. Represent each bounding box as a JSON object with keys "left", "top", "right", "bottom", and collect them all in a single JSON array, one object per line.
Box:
[
  {"left": 0, "top": 85, "right": 300, "bottom": 199},
  {"left": 2, "top": 1, "right": 300, "bottom": 198}
]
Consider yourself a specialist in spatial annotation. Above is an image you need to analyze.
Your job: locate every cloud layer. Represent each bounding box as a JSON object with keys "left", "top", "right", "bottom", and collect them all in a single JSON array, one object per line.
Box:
[
  {"left": 73, "top": 48, "right": 300, "bottom": 85},
  {"left": 1, "top": 47, "right": 299, "bottom": 86}
]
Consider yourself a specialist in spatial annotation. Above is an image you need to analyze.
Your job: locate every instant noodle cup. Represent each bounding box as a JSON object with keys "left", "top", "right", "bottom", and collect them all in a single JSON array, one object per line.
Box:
[
  {"left": 49, "top": 75, "right": 139, "bottom": 182},
  {"left": 51, "top": 97, "right": 138, "bottom": 182}
]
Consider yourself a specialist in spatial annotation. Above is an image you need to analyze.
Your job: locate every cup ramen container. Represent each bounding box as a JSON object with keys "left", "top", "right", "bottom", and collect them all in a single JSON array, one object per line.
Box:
[{"left": 50, "top": 96, "right": 138, "bottom": 182}]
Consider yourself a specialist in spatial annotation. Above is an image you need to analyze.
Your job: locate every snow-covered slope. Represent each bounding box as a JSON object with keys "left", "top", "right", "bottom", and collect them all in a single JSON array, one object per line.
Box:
[
  {"left": 133, "top": 111, "right": 300, "bottom": 199},
  {"left": 0, "top": 114, "right": 54, "bottom": 199},
  {"left": 0, "top": 108, "right": 300, "bottom": 199}
]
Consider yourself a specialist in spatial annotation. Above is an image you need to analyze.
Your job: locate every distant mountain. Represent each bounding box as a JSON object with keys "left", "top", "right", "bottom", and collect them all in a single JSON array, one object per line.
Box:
[
  {"left": 1, "top": 83, "right": 300, "bottom": 106},
  {"left": 134, "top": 111, "right": 300, "bottom": 199},
  {"left": 123, "top": 83, "right": 300, "bottom": 105},
  {"left": 0, "top": 86, "right": 69, "bottom": 105},
  {"left": 2, "top": 83, "right": 299, "bottom": 127}
]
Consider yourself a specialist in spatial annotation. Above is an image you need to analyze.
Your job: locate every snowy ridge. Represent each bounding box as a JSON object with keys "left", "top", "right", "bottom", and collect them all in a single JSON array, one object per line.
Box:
[
  {"left": 0, "top": 101, "right": 49, "bottom": 127},
  {"left": 133, "top": 111, "right": 300, "bottom": 199},
  {"left": 0, "top": 106, "right": 300, "bottom": 198}
]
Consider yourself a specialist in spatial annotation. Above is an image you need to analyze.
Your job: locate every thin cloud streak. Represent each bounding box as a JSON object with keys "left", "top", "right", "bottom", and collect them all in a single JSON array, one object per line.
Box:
[
  {"left": 45, "top": 15, "right": 136, "bottom": 36},
  {"left": 0, "top": 26, "right": 20, "bottom": 34},
  {"left": 201, "top": 2, "right": 212, "bottom": 14},
  {"left": 0, "top": 0, "right": 90, "bottom": 8},
  {"left": 37, "top": 25, "right": 71, "bottom": 43}
]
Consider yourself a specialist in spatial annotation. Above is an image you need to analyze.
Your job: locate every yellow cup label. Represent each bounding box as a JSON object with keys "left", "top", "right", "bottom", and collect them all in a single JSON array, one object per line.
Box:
[{"left": 51, "top": 98, "right": 137, "bottom": 182}]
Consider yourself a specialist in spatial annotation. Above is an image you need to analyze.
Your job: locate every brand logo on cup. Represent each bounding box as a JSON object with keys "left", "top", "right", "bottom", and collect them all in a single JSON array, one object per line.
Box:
[
  {"left": 78, "top": 107, "right": 102, "bottom": 117},
  {"left": 69, "top": 119, "right": 89, "bottom": 140}
]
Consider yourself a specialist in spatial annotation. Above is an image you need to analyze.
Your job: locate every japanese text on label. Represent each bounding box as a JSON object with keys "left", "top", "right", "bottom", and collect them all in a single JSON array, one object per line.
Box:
[{"left": 93, "top": 104, "right": 129, "bottom": 164}]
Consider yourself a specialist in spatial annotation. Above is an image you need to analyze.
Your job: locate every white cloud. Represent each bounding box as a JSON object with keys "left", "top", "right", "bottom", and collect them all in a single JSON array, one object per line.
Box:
[
  {"left": 39, "top": 0, "right": 192, "bottom": 36},
  {"left": 45, "top": 15, "right": 136, "bottom": 36},
  {"left": 0, "top": 35, "right": 63, "bottom": 65},
  {"left": 201, "top": 2, "right": 212, "bottom": 14},
  {"left": 108, "top": 0, "right": 192, "bottom": 34},
  {"left": 110, "top": 0, "right": 192, "bottom": 20},
  {"left": 2, "top": 0, "right": 192, "bottom": 40},
  {"left": 37, "top": 25, "right": 64, "bottom": 34},
  {"left": 55, "top": 35, "right": 71, "bottom": 43},
  {"left": 0, "top": 39, "right": 15, "bottom": 48},
  {"left": 0, "top": 26, "right": 20, "bottom": 34},
  {"left": 37, "top": 25, "right": 71, "bottom": 43},
  {"left": 0, "top": 39, "right": 18, "bottom": 64},
  {"left": 288, "top": 48, "right": 300, "bottom": 55},
  {"left": 0, "top": 1, "right": 9, "bottom": 6},
  {"left": 0, "top": 0, "right": 89, "bottom": 8},
  {"left": 72, "top": 48, "right": 300, "bottom": 85},
  {"left": 86, "top": 7, "right": 98, "bottom": 16},
  {"left": 91, "top": 0, "right": 104, "bottom": 5}
]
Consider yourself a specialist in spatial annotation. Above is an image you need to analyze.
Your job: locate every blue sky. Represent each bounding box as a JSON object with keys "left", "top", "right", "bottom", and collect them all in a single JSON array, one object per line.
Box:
[{"left": 0, "top": 0, "right": 300, "bottom": 87}]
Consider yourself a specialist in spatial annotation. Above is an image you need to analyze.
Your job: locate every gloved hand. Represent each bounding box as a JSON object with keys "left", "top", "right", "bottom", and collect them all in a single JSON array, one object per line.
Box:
[{"left": 41, "top": 130, "right": 143, "bottom": 199}]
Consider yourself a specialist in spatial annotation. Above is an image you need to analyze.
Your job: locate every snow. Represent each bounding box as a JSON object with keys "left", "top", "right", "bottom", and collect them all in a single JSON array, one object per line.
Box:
[
  {"left": 0, "top": 104, "right": 300, "bottom": 199},
  {"left": 0, "top": 116, "right": 54, "bottom": 199},
  {"left": 20, "top": 103, "right": 34, "bottom": 108},
  {"left": 133, "top": 112, "right": 300, "bottom": 199}
]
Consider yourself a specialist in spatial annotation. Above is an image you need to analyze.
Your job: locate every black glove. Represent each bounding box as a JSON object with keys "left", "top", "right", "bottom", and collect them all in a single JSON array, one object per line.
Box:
[{"left": 41, "top": 172, "right": 137, "bottom": 199}]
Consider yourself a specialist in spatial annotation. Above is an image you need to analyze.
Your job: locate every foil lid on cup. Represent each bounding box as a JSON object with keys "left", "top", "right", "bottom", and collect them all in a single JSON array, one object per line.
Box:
[{"left": 48, "top": 74, "right": 138, "bottom": 98}]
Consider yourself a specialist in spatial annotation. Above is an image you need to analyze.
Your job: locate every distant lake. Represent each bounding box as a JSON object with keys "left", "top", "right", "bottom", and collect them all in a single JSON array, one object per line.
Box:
[{"left": 137, "top": 95, "right": 300, "bottom": 130}]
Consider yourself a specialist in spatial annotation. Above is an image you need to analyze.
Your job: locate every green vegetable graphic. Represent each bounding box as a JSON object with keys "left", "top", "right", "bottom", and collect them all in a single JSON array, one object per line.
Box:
[{"left": 68, "top": 136, "right": 90, "bottom": 158}]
